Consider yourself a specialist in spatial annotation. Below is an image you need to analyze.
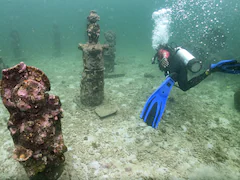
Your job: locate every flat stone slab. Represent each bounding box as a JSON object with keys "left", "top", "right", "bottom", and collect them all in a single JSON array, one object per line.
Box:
[
  {"left": 105, "top": 73, "right": 125, "bottom": 79},
  {"left": 95, "top": 104, "right": 118, "bottom": 118},
  {"left": 143, "top": 73, "right": 155, "bottom": 78}
]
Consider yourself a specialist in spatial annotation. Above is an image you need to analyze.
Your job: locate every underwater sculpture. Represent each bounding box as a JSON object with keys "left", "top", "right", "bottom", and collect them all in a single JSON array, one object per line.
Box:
[
  {"left": 52, "top": 23, "right": 62, "bottom": 57},
  {"left": 103, "top": 30, "right": 116, "bottom": 73},
  {"left": 0, "top": 62, "right": 67, "bottom": 179},
  {"left": 234, "top": 89, "right": 240, "bottom": 111},
  {"left": 78, "top": 10, "right": 108, "bottom": 106},
  {"left": 9, "top": 30, "right": 22, "bottom": 58}
]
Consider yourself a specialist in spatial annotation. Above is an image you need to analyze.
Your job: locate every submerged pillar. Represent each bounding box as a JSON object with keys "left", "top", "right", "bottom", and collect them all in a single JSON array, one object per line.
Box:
[
  {"left": 10, "top": 30, "right": 22, "bottom": 59},
  {"left": 78, "top": 10, "right": 108, "bottom": 106},
  {"left": 103, "top": 31, "right": 116, "bottom": 73},
  {"left": 52, "top": 22, "right": 62, "bottom": 57},
  {"left": 234, "top": 89, "right": 240, "bottom": 111}
]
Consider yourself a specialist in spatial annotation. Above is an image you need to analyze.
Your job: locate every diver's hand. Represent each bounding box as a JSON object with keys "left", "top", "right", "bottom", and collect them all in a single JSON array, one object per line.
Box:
[{"left": 159, "top": 58, "right": 169, "bottom": 68}]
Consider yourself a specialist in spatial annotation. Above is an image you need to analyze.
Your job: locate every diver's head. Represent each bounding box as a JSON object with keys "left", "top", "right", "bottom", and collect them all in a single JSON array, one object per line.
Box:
[{"left": 158, "top": 49, "right": 170, "bottom": 60}]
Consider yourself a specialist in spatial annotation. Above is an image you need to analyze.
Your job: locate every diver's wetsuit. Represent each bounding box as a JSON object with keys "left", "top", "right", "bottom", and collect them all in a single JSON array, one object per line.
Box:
[{"left": 153, "top": 47, "right": 210, "bottom": 91}]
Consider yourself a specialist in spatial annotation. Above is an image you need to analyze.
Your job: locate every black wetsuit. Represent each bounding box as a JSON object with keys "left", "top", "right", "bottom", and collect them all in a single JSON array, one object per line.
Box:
[{"left": 153, "top": 47, "right": 210, "bottom": 91}]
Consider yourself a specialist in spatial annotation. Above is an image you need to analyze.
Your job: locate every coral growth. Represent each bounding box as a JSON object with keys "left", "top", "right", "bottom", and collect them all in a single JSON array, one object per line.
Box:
[
  {"left": 13, "top": 145, "right": 33, "bottom": 162},
  {"left": 0, "top": 62, "right": 67, "bottom": 178},
  {"left": 87, "top": 10, "right": 101, "bottom": 44}
]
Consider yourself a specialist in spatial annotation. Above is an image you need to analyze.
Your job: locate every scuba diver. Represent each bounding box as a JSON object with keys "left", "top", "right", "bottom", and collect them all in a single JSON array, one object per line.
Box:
[
  {"left": 140, "top": 43, "right": 240, "bottom": 128},
  {"left": 152, "top": 44, "right": 213, "bottom": 91}
]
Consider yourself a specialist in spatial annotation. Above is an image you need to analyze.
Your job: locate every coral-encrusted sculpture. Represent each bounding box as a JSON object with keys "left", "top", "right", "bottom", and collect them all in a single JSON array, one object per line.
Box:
[
  {"left": 0, "top": 62, "right": 67, "bottom": 179},
  {"left": 234, "top": 89, "right": 240, "bottom": 111},
  {"left": 103, "top": 30, "right": 116, "bottom": 73},
  {"left": 10, "top": 30, "right": 22, "bottom": 59},
  {"left": 52, "top": 22, "right": 62, "bottom": 57},
  {"left": 78, "top": 10, "right": 108, "bottom": 106}
]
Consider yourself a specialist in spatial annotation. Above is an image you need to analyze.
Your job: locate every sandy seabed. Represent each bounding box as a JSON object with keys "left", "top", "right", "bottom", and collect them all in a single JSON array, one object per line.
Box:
[{"left": 0, "top": 53, "right": 239, "bottom": 180}]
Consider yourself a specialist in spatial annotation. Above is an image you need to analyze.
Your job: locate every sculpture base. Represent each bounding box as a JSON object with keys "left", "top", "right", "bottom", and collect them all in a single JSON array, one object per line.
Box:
[
  {"left": 29, "top": 164, "right": 64, "bottom": 180},
  {"left": 80, "top": 69, "right": 104, "bottom": 106}
]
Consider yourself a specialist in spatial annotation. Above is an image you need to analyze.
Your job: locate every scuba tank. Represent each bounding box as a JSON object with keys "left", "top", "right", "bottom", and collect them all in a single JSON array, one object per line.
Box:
[{"left": 174, "top": 47, "right": 202, "bottom": 73}]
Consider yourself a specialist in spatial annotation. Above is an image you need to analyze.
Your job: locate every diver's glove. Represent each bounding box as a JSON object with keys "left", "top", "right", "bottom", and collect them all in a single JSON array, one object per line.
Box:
[
  {"left": 159, "top": 57, "right": 169, "bottom": 68},
  {"left": 158, "top": 58, "right": 170, "bottom": 71}
]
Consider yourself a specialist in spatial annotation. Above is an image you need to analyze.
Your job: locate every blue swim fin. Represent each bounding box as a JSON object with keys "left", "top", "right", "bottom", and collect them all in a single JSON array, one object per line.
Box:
[
  {"left": 140, "top": 77, "right": 175, "bottom": 128},
  {"left": 210, "top": 59, "right": 240, "bottom": 74}
]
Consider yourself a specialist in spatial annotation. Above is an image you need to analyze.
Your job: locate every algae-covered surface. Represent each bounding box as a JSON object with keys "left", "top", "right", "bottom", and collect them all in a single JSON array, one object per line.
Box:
[{"left": 0, "top": 54, "right": 239, "bottom": 179}]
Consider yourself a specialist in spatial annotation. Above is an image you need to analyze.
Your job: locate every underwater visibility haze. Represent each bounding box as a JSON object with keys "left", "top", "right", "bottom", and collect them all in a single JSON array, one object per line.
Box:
[{"left": 0, "top": 0, "right": 240, "bottom": 179}]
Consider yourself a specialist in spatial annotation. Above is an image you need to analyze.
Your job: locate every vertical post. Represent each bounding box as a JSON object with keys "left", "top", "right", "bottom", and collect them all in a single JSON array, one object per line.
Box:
[
  {"left": 52, "top": 22, "right": 62, "bottom": 57},
  {"left": 9, "top": 30, "right": 22, "bottom": 59},
  {"left": 234, "top": 89, "right": 240, "bottom": 111}
]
